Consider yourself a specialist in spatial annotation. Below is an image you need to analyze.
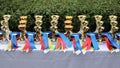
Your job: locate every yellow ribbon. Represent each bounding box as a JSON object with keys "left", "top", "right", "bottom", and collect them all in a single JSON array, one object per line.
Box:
[{"left": 48, "top": 38, "right": 53, "bottom": 50}]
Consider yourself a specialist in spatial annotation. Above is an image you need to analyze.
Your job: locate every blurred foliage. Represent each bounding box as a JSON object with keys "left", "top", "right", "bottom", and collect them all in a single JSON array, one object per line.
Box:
[{"left": 0, "top": 0, "right": 120, "bottom": 32}]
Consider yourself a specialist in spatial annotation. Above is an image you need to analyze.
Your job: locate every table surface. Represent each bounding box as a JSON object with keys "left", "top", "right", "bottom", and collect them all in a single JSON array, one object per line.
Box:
[{"left": 0, "top": 50, "right": 120, "bottom": 68}]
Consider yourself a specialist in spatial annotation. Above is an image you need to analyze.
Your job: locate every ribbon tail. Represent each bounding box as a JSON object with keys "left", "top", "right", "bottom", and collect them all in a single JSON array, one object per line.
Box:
[
  {"left": 48, "top": 38, "right": 53, "bottom": 50},
  {"left": 56, "top": 37, "right": 61, "bottom": 50},
  {"left": 107, "top": 34, "right": 120, "bottom": 49},
  {"left": 40, "top": 37, "right": 45, "bottom": 50},
  {"left": 90, "top": 35, "right": 99, "bottom": 50},
  {"left": 6, "top": 40, "right": 12, "bottom": 51},
  {"left": 58, "top": 33, "right": 72, "bottom": 48},
  {"left": 22, "top": 38, "right": 30, "bottom": 52},
  {"left": 104, "top": 37, "right": 113, "bottom": 50}
]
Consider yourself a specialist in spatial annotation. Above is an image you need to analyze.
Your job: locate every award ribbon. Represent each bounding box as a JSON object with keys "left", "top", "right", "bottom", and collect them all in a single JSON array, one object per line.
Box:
[
  {"left": 102, "top": 33, "right": 120, "bottom": 49},
  {"left": 87, "top": 33, "right": 99, "bottom": 50},
  {"left": 71, "top": 33, "right": 82, "bottom": 51}
]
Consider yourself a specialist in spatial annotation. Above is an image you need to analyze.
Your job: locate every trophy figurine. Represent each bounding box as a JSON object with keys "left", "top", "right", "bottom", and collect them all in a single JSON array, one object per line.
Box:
[
  {"left": 1, "top": 14, "right": 11, "bottom": 41},
  {"left": 18, "top": 16, "right": 27, "bottom": 41},
  {"left": 50, "top": 15, "right": 59, "bottom": 42},
  {"left": 109, "top": 15, "right": 119, "bottom": 39},
  {"left": 64, "top": 16, "right": 73, "bottom": 40},
  {"left": 78, "top": 15, "right": 89, "bottom": 41},
  {"left": 94, "top": 15, "right": 104, "bottom": 42},
  {"left": 34, "top": 15, "right": 43, "bottom": 41}
]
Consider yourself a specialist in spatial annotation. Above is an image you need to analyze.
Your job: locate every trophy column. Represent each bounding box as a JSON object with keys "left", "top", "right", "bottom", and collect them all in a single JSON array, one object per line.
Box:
[
  {"left": 78, "top": 15, "right": 89, "bottom": 42},
  {"left": 94, "top": 15, "right": 104, "bottom": 42},
  {"left": 18, "top": 16, "right": 27, "bottom": 41},
  {"left": 1, "top": 14, "right": 11, "bottom": 41},
  {"left": 34, "top": 15, "right": 43, "bottom": 41},
  {"left": 109, "top": 15, "right": 118, "bottom": 39},
  {"left": 50, "top": 15, "right": 59, "bottom": 42},
  {"left": 64, "top": 16, "right": 73, "bottom": 40}
]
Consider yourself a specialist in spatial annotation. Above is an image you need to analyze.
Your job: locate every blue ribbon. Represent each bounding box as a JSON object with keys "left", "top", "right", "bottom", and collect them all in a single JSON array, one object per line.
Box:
[
  {"left": 102, "top": 32, "right": 120, "bottom": 49},
  {"left": 116, "top": 33, "right": 120, "bottom": 39},
  {"left": 57, "top": 33, "right": 72, "bottom": 48},
  {"left": 9, "top": 32, "right": 20, "bottom": 48},
  {"left": 26, "top": 32, "right": 36, "bottom": 49},
  {"left": 42, "top": 32, "right": 51, "bottom": 49},
  {"left": 71, "top": 33, "right": 82, "bottom": 50},
  {"left": 87, "top": 33, "right": 99, "bottom": 50},
  {"left": 0, "top": 30, "right": 2, "bottom": 36}
]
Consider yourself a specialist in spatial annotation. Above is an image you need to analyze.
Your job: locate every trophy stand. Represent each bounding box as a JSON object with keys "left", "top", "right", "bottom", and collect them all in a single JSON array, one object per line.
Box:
[
  {"left": 64, "top": 16, "right": 73, "bottom": 40},
  {"left": 94, "top": 15, "right": 104, "bottom": 43},
  {"left": 1, "top": 14, "right": 11, "bottom": 41},
  {"left": 78, "top": 15, "right": 89, "bottom": 42},
  {"left": 50, "top": 15, "right": 59, "bottom": 42},
  {"left": 109, "top": 15, "right": 118, "bottom": 40},
  {"left": 34, "top": 15, "right": 43, "bottom": 41},
  {"left": 18, "top": 16, "right": 27, "bottom": 41}
]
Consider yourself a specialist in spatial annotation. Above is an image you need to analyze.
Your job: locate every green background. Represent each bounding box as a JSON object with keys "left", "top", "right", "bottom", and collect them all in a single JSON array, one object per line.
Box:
[{"left": 0, "top": 0, "right": 120, "bottom": 32}]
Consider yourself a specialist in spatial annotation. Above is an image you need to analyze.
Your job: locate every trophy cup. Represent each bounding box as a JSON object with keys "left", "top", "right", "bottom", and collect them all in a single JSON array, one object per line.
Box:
[
  {"left": 78, "top": 15, "right": 89, "bottom": 41},
  {"left": 1, "top": 14, "right": 11, "bottom": 41},
  {"left": 18, "top": 16, "right": 27, "bottom": 41},
  {"left": 94, "top": 15, "right": 104, "bottom": 42},
  {"left": 50, "top": 15, "right": 59, "bottom": 42},
  {"left": 109, "top": 15, "right": 118, "bottom": 39},
  {"left": 34, "top": 15, "right": 43, "bottom": 41},
  {"left": 64, "top": 16, "right": 73, "bottom": 40}
]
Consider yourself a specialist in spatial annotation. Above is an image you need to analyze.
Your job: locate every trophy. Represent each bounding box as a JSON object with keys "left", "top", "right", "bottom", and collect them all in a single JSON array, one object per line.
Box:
[
  {"left": 34, "top": 15, "right": 43, "bottom": 41},
  {"left": 1, "top": 14, "right": 11, "bottom": 41},
  {"left": 18, "top": 16, "right": 27, "bottom": 41},
  {"left": 109, "top": 15, "right": 118, "bottom": 39},
  {"left": 64, "top": 16, "right": 73, "bottom": 40},
  {"left": 94, "top": 15, "right": 104, "bottom": 42},
  {"left": 78, "top": 15, "right": 89, "bottom": 41},
  {"left": 50, "top": 15, "right": 59, "bottom": 42}
]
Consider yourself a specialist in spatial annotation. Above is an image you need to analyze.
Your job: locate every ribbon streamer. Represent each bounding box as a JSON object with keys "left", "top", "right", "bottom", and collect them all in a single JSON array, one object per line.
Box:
[
  {"left": 48, "top": 38, "right": 53, "bottom": 50},
  {"left": 71, "top": 33, "right": 82, "bottom": 51},
  {"left": 21, "top": 32, "right": 36, "bottom": 52},
  {"left": 6, "top": 32, "right": 19, "bottom": 51},
  {"left": 102, "top": 33, "right": 120, "bottom": 49},
  {"left": 41, "top": 32, "right": 50, "bottom": 49},
  {"left": 82, "top": 36, "right": 92, "bottom": 50},
  {"left": 57, "top": 33, "right": 72, "bottom": 48},
  {"left": 87, "top": 33, "right": 99, "bottom": 50},
  {"left": 56, "top": 37, "right": 66, "bottom": 50},
  {"left": 104, "top": 37, "right": 113, "bottom": 50}
]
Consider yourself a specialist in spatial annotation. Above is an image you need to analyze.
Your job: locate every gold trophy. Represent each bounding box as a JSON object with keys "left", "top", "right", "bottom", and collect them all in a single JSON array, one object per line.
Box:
[
  {"left": 78, "top": 15, "right": 89, "bottom": 41},
  {"left": 94, "top": 15, "right": 104, "bottom": 42},
  {"left": 34, "top": 15, "right": 43, "bottom": 41},
  {"left": 64, "top": 16, "right": 73, "bottom": 40},
  {"left": 50, "top": 15, "right": 59, "bottom": 42},
  {"left": 109, "top": 15, "right": 118, "bottom": 39},
  {"left": 1, "top": 14, "right": 11, "bottom": 41},
  {"left": 18, "top": 16, "right": 27, "bottom": 41}
]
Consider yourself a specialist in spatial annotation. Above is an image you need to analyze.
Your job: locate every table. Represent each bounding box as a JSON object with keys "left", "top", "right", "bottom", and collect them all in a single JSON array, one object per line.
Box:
[{"left": 0, "top": 50, "right": 120, "bottom": 68}]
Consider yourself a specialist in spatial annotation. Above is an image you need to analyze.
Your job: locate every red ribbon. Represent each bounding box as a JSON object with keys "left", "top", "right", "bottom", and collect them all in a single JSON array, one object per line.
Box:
[
  {"left": 40, "top": 36, "right": 45, "bottom": 50},
  {"left": 82, "top": 36, "right": 92, "bottom": 50},
  {"left": 104, "top": 37, "right": 113, "bottom": 50},
  {"left": 22, "top": 38, "right": 30, "bottom": 51},
  {"left": 72, "top": 38, "right": 76, "bottom": 49},
  {"left": 56, "top": 37, "right": 66, "bottom": 50}
]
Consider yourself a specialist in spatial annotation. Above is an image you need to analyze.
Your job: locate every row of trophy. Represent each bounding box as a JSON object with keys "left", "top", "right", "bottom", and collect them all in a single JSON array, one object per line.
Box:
[{"left": 0, "top": 14, "right": 119, "bottom": 42}]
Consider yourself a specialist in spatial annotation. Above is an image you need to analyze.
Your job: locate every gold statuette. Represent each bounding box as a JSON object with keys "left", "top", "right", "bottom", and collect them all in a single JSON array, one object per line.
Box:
[
  {"left": 18, "top": 16, "right": 27, "bottom": 41},
  {"left": 94, "top": 15, "right": 104, "bottom": 42},
  {"left": 34, "top": 15, "right": 43, "bottom": 41},
  {"left": 1, "top": 14, "right": 11, "bottom": 41},
  {"left": 50, "top": 15, "right": 59, "bottom": 42},
  {"left": 109, "top": 15, "right": 118, "bottom": 39},
  {"left": 64, "top": 16, "right": 73, "bottom": 40},
  {"left": 78, "top": 15, "right": 89, "bottom": 41}
]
